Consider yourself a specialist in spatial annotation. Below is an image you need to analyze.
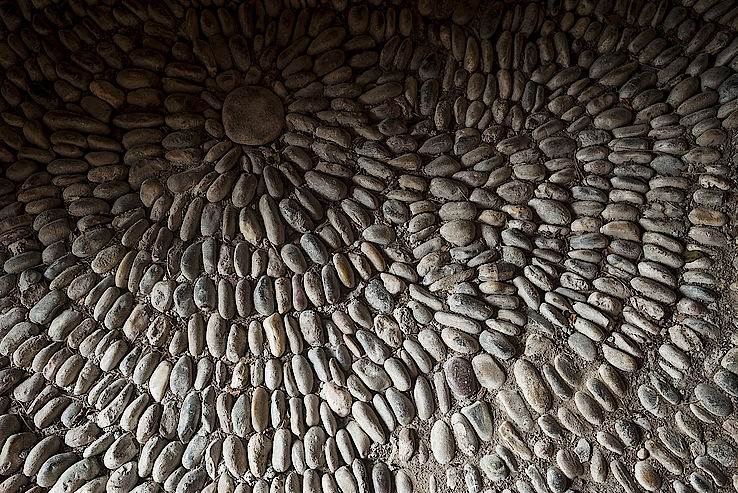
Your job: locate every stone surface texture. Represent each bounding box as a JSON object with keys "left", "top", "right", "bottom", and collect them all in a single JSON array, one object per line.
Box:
[
  {"left": 223, "top": 86, "right": 284, "bottom": 145},
  {"left": 0, "top": 1, "right": 736, "bottom": 493}
]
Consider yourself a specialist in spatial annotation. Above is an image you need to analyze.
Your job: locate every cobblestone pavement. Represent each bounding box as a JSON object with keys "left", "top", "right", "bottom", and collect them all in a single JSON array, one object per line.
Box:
[{"left": 0, "top": 1, "right": 737, "bottom": 493}]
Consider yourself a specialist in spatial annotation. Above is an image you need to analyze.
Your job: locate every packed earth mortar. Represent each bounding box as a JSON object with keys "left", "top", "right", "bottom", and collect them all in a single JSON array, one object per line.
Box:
[{"left": 0, "top": 0, "right": 736, "bottom": 493}]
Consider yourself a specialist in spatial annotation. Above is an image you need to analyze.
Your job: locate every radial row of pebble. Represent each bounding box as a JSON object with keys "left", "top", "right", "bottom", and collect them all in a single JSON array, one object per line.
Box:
[{"left": 0, "top": 0, "right": 737, "bottom": 493}]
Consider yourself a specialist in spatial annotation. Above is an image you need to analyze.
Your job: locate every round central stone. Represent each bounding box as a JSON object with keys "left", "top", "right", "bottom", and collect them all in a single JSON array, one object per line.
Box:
[{"left": 222, "top": 86, "right": 284, "bottom": 145}]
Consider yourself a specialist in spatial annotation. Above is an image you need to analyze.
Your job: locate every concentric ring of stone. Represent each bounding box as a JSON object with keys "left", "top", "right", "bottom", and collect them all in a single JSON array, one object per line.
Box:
[
  {"left": 222, "top": 86, "right": 284, "bottom": 145},
  {"left": 2, "top": 1, "right": 738, "bottom": 493}
]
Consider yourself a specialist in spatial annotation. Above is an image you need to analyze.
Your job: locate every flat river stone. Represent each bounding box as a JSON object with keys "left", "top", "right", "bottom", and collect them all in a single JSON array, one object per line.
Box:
[{"left": 222, "top": 86, "right": 284, "bottom": 145}]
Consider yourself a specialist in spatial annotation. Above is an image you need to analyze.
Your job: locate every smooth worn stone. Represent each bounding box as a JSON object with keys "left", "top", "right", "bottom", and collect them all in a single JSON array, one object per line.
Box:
[
  {"left": 471, "top": 353, "right": 506, "bottom": 390},
  {"left": 479, "top": 454, "right": 507, "bottom": 481},
  {"left": 513, "top": 359, "right": 551, "bottom": 413},
  {"left": 430, "top": 420, "right": 455, "bottom": 464},
  {"left": 222, "top": 86, "right": 284, "bottom": 145},
  {"left": 694, "top": 383, "right": 734, "bottom": 417},
  {"left": 444, "top": 356, "right": 478, "bottom": 399}
]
